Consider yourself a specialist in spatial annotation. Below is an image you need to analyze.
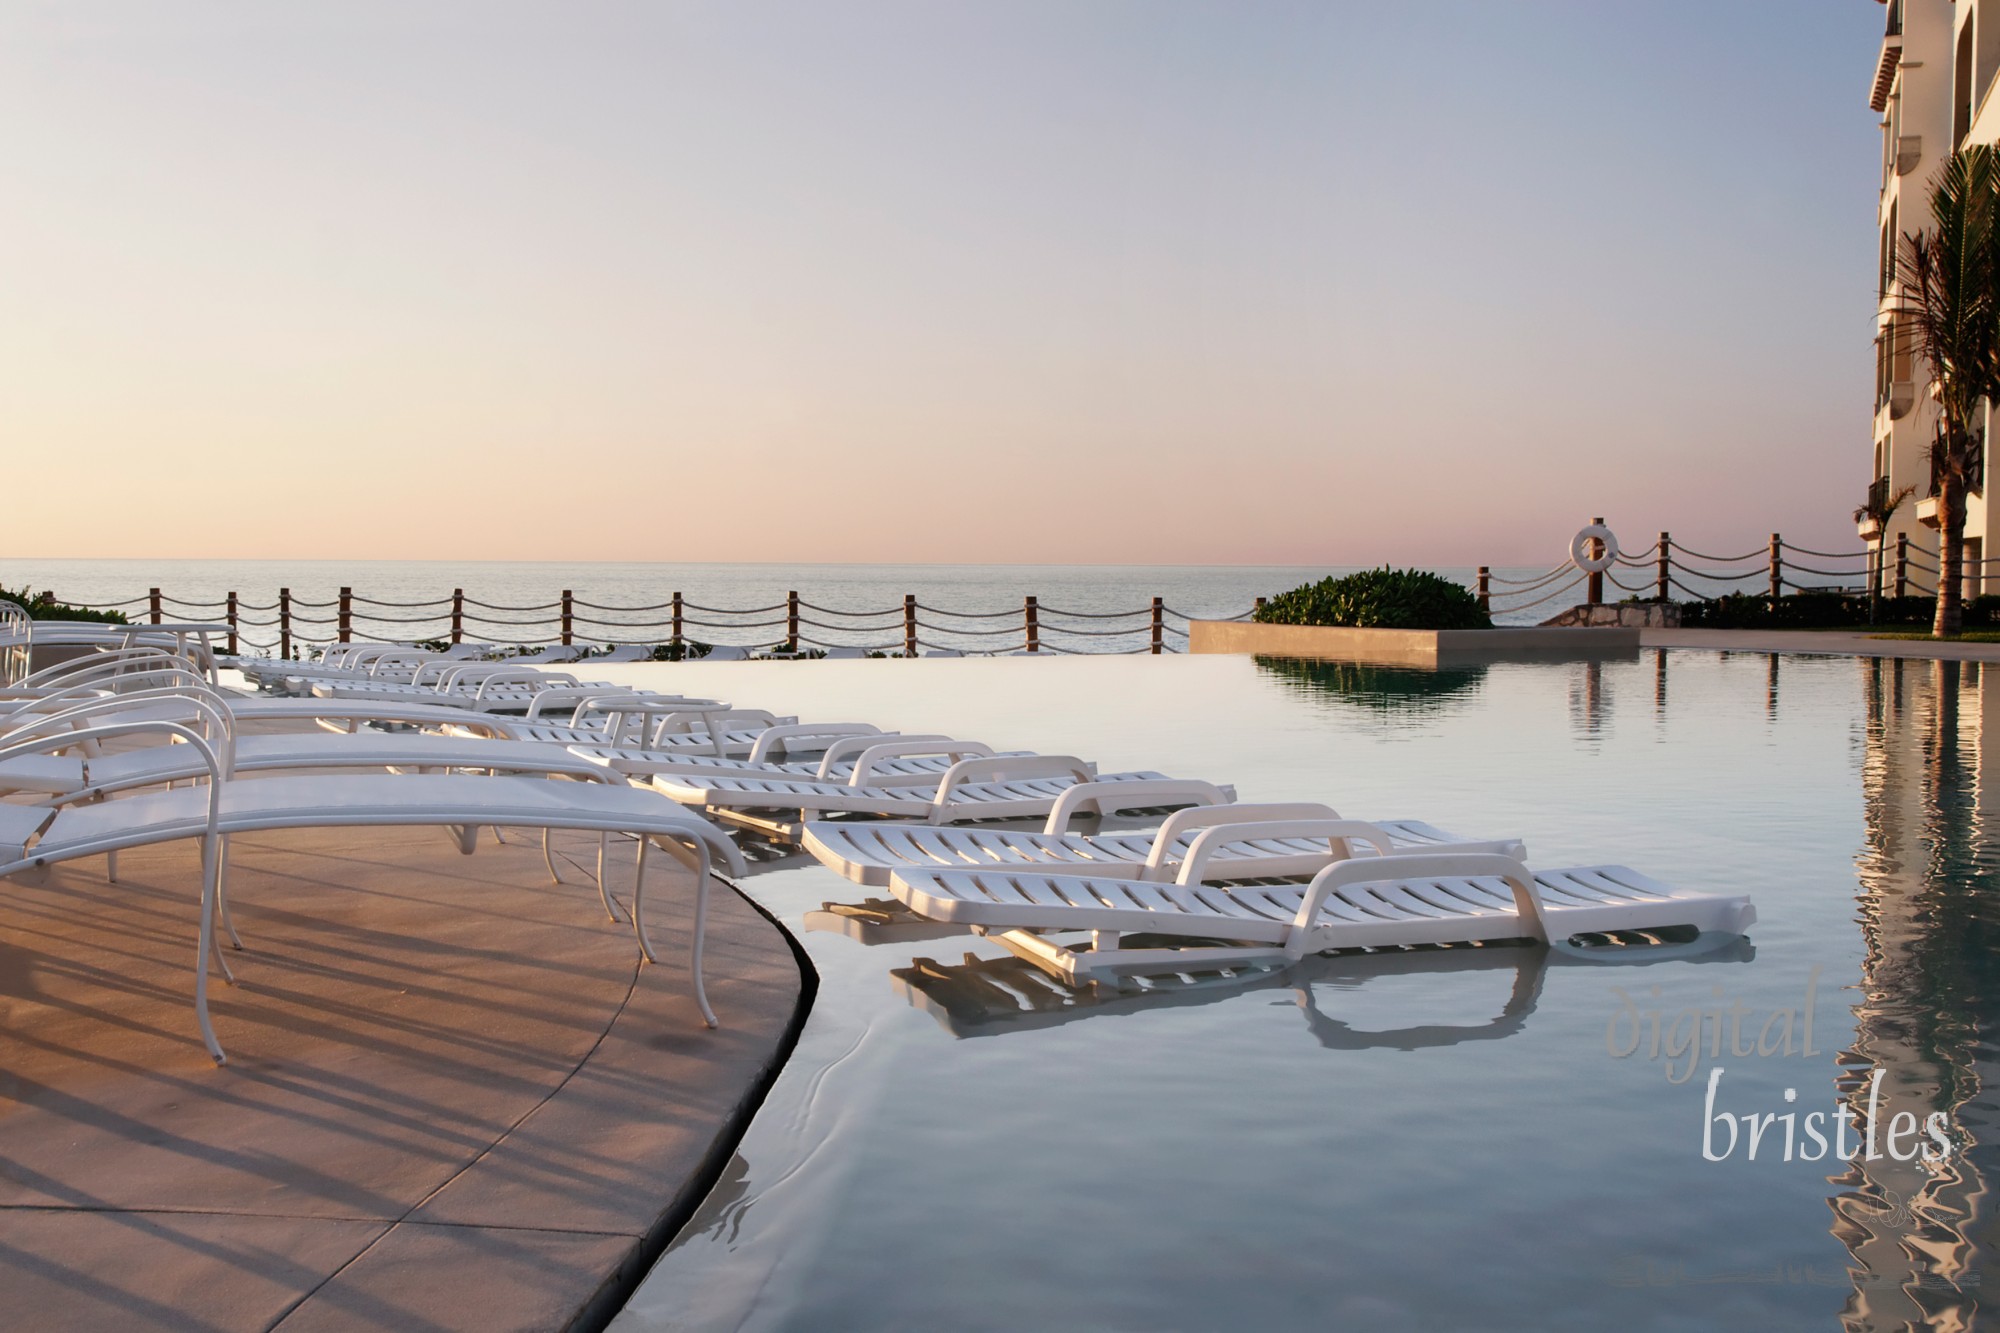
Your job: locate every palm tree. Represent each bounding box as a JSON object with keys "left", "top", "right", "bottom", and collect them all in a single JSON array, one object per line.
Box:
[
  {"left": 1855, "top": 482, "right": 1917, "bottom": 622},
  {"left": 1891, "top": 145, "right": 2000, "bottom": 637}
]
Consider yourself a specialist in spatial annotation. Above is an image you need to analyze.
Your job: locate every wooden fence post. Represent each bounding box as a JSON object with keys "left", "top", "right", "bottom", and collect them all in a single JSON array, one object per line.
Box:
[
  {"left": 786, "top": 591, "right": 799, "bottom": 653},
  {"left": 904, "top": 595, "right": 918, "bottom": 657},
  {"left": 226, "top": 592, "right": 238, "bottom": 655},
  {"left": 1476, "top": 568, "right": 1490, "bottom": 613},
  {"left": 149, "top": 588, "right": 162, "bottom": 625},
  {"left": 279, "top": 588, "right": 292, "bottom": 660},
  {"left": 1587, "top": 517, "right": 1605, "bottom": 604},
  {"left": 1254, "top": 596, "right": 1267, "bottom": 614},
  {"left": 1896, "top": 533, "right": 1909, "bottom": 598},
  {"left": 561, "top": 590, "right": 574, "bottom": 646},
  {"left": 337, "top": 587, "right": 352, "bottom": 643},
  {"left": 1768, "top": 534, "right": 1782, "bottom": 599},
  {"left": 672, "top": 592, "right": 683, "bottom": 644},
  {"left": 1656, "top": 533, "right": 1671, "bottom": 603},
  {"left": 1150, "top": 597, "right": 1164, "bottom": 654},
  {"left": 1025, "top": 596, "right": 1039, "bottom": 654},
  {"left": 451, "top": 589, "right": 464, "bottom": 644}
]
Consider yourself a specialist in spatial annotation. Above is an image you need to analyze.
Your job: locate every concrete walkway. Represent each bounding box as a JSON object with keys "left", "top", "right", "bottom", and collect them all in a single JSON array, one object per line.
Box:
[
  {"left": 1642, "top": 628, "right": 2000, "bottom": 662},
  {"left": 0, "top": 823, "right": 804, "bottom": 1332}
]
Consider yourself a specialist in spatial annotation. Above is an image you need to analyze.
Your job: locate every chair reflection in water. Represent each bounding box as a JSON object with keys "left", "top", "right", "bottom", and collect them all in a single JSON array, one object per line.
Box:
[{"left": 885, "top": 933, "right": 1755, "bottom": 1044}]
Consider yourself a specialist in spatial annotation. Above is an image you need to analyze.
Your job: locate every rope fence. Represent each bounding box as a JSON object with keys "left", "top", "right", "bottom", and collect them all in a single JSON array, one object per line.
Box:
[
  {"left": 1470, "top": 529, "right": 1963, "bottom": 619},
  {"left": 76, "top": 531, "right": 1985, "bottom": 659}
]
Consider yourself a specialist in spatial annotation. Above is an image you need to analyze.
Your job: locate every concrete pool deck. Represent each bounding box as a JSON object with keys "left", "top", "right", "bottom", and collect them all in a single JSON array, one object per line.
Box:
[{"left": 0, "top": 819, "right": 805, "bottom": 1331}]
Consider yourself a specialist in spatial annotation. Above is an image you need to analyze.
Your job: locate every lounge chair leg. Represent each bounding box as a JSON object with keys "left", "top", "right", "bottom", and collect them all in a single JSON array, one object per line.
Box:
[
  {"left": 586, "top": 835, "right": 625, "bottom": 924},
  {"left": 214, "top": 835, "right": 244, "bottom": 959},
  {"left": 596, "top": 832, "right": 628, "bottom": 923},
  {"left": 690, "top": 844, "right": 716, "bottom": 1027},
  {"left": 633, "top": 835, "right": 656, "bottom": 962},
  {"left": 106, "top": 849, "right": 118, "bottom": 884},
  {"left": 633, "top": 836, "right": 718, "bottom": 1028},
  {"left": 194, "top": 829, "right": 227, "bottom": 1065},
  {"left": 543, "top": 827, "right": 562, "bottom": 884}
]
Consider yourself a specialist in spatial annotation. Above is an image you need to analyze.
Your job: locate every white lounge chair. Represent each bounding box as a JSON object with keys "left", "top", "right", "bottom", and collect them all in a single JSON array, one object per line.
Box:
[
  {"left": 1, "top": 599, "right": 29, "bottom": 685},
  {"left": 802, "top": 797, "right": 1523, "bottom": 887},
  {"left": 473, "top": 701, "right": 797, "bottom": 752},
  {"left": 605, "top": 709, "right": 809, "bottom": 758},
  {"left": 493, "top": 693, "right": 734, "bottom": 746},
  {"left": 652, "top": 760, "right": 1230, "bottom": 836},
  {"left": 239, "top": 642, "right": 487, "bottom": 689},
  {"left": 509, "top": 644, "right": 585, "bottom": 665},
  {"left": 0, "top": 716, "right": 746, "bottom": 1064},
  {"left": 884, "top": 826, "right": 1755, "bottom": 983},
  {"left": 0, "top": 658, "right": 533, "bottom": 742},
  {"left": 1, "top": 645, "right": 212, "bottom": 707},
  {"left": 570, "top": 732, "right": 999, "bottom": 783},
  {"left": 1, "top": 712, "right": 634, "bottom": 800},
  {"left": 242, "top": 645, "right": 435, "bottom": 688},
  {"left": 308, "top": 666, "right": 594, "bottom": 711}
]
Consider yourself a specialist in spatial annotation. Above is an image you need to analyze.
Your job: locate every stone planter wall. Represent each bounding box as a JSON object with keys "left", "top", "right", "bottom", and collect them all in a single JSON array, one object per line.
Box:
[{"left": 1187, "top": 621, "right": 1641, "bottom": 666}]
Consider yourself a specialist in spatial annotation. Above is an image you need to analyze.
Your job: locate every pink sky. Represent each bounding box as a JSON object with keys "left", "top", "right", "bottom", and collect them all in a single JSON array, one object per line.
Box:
[{"left": 1, "top": 3, "right": 1878, "bottom": 567}]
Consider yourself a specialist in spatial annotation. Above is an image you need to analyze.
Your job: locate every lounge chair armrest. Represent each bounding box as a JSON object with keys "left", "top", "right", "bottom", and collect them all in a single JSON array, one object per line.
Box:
[
  {"left": 747, "top": 723, "right": 884, "bottom": 766},
  {"left": 1134, "top": 801, "right": 1341, "bottom": 855},
  {"left": 1173, "top": 818, "right": 1393, "bottom": 887},
  {"left": 848, "top": 740, "right": 993, "bottom": 788},
  {"left": 934, "top": 755, "right": 1096, "bottom": 806},
  {"left": 648, "top": 709, "right": 781, "bottom": 754},
  {"left": 529, "top": 688, "right": 636, "bottom": 721},
  {"left": 470, "top": 670, "right": 576, "bottom": 701},
  {"left": 1039, "top": 779, "right": 1232, "bottom": 834},
  {"left": 1288, "top": 853, "right": 1546, "bottom": 954}
]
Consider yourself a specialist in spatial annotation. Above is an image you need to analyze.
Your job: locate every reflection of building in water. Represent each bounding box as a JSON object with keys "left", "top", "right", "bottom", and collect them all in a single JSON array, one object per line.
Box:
[{"left": 1840, "top": 656, "right": 1999, "bottom": 1331}]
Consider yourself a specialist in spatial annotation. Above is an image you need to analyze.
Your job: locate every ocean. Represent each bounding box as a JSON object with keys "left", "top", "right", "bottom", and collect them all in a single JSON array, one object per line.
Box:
[{"left": 0, "top": 556, "right": 1762, "bottom": 653}]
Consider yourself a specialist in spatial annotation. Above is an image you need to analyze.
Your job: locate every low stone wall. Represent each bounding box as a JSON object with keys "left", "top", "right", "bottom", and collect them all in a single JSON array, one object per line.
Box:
[
  {"left": 1188, "top": 621, "right": 1641, "bottom": 666},
  {"left": 1540, "top": 602, "right": 1680, "bottom": 629}
]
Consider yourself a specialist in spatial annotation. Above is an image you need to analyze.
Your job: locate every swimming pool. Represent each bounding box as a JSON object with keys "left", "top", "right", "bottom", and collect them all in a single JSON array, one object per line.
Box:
[{"left": 600, "top": 650, "right": 1993, "bottom": 1331}]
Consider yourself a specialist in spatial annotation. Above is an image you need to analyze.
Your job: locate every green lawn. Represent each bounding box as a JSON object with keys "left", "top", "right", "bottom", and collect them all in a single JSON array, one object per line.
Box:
[{"left": 1865, "top": 630, "right": 2000, "bottom": 642}]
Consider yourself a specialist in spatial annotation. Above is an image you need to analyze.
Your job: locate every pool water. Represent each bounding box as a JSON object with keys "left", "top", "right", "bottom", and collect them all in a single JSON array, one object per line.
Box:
[{"left": 597, "top": 650, "right": 1999, "bottom": 1332}]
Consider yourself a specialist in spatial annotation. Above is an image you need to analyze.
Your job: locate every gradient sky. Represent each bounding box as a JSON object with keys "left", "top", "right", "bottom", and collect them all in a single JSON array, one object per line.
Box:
[{"left": 1, "top": 2, "right": 1885, "bottom": 565}]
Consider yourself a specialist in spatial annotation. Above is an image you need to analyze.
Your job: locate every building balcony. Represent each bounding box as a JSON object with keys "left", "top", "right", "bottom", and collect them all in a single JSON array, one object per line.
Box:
[
  {"left": 1858, "top": 476, "right": 1893, "bottom": 540},
  {"left": 1871, "top": 30, "right": 1904, "bottom": 113},
  {"left": 1879, "top": 380, "right": 1917, "bottom": 420}
]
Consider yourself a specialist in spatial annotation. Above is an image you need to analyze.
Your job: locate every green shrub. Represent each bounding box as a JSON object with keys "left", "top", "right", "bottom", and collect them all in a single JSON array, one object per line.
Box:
[
  {"left": 1253, "top": 567, "right": 1492, "bottom": 631},
  {"left": 0, "top": 585, "right": 128, "bottom": 624},
  {"left": 648, "top": 639, "right": 712, "bottom": 661}
]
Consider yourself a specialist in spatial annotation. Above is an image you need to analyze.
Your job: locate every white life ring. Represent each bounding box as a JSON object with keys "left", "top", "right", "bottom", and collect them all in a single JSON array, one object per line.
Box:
[{"left": 1569, "top": 524, "right": 1619, "bottom": 574}]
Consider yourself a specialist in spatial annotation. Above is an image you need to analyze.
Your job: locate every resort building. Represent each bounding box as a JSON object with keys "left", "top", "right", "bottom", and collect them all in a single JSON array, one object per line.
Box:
[{"left": 1865, "top": 0, "right": 1985, "bottom": 596}]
